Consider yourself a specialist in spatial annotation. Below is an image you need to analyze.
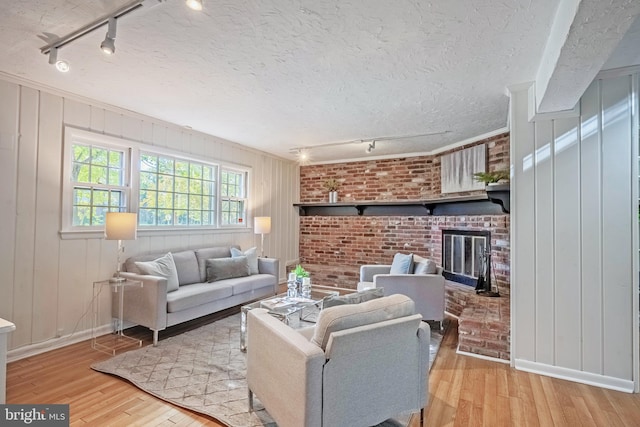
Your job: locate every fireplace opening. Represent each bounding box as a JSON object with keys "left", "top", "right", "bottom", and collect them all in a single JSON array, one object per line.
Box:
[{"left": 442, "top": 229, "right": 491, "bottom": 290}]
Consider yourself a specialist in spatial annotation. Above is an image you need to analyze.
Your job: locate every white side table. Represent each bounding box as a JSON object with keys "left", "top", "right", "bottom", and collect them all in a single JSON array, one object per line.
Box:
[
  {"left": 92, "top": 279, "right": 143, "bottom": 355},
  {"left": 0, "top": 318, "right": 16, "bottom": 404}
]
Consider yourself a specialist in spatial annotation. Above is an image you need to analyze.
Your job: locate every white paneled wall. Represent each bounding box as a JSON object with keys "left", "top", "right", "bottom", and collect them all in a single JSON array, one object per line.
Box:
[
  {"left": 0, "top": 77, "right": 298, "bottom": 355},
  {"left": 510, "top": 73, "right": 639, "bottom": 392}
]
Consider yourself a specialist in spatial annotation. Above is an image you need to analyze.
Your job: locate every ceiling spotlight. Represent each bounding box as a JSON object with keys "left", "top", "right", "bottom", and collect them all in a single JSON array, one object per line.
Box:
[
  {"left": 366, "top": 141, "right": 376, "bottom": 153},
  {"left": 100, "top": 18, "right": 117, "bottom": 54},
  {"left": 48, "top": 47, "right": 70, "bottom": 72},
  {"left": 186, "top": 0, "right": 203, "bottom": 11}
]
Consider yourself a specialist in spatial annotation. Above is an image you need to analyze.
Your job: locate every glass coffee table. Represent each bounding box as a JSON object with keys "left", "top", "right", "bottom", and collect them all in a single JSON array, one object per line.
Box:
[{"left": 240, "top": 288, "right": 338, "bottom": 352}]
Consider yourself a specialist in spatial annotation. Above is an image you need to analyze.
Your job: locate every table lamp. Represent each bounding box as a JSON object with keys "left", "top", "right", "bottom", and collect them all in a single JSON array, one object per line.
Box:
[
  {"left": 254, "top": 216, "right": 271, "bottom": 258},
  {"left": 105, "top": 212, "right": 137, "bottom": 282}
]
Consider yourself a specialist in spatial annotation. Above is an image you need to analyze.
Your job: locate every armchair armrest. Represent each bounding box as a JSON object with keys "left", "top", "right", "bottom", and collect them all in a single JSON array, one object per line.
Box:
[
  {"left": 247, "top": 308, "right": 324, "bottom": 427},
  {"left": 359, "top": 264, "right": 391, "bottom": 282},
  {"left": 117, "top": 272, "right": 168, "bottom": 333}
]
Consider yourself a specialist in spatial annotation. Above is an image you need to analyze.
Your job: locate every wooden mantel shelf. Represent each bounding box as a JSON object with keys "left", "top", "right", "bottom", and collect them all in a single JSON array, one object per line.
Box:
[{"left": 294, "top": 189, "right": 510, "bottom": 217}]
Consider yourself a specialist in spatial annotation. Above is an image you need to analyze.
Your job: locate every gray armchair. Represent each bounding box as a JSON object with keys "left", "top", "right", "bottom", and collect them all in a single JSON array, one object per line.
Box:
[
  {"left": 358, "top": 263, "right": 446, "bottom": 328},
  {"left": 246, "top": 294, "right": 430, "bottom": 427}
]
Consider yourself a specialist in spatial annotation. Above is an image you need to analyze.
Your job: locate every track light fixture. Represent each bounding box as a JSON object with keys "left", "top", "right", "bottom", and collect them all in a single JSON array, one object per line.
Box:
[
  {"left": 366, "top": 140, "right": 376, "bottom": 153},
  {"left": 48, "top": 47, "right": 70, "bottom": 72},
  {"left": 100, "top": 18, "right": 117, "bottom": 55},
  {"left": 186, "top": 0, "right": 203, "bottom": 11}
]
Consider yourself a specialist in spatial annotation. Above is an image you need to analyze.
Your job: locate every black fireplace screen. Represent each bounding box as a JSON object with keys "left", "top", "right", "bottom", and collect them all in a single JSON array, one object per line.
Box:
[{"left": 442, "top": 229, "right": 491, "bottom": 287}]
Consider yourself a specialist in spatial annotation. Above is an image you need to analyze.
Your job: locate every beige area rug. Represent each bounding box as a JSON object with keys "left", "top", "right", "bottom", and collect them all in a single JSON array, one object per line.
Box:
[{"left": 92, "top": 313, "right": 446, "bottom": 427}]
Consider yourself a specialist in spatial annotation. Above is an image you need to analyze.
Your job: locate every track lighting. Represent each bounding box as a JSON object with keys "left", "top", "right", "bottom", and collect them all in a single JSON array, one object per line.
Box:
[
  {"left": 100, "top": 18, "right": 117, "bottom": 55},
  {"left": 48, "top": 47, "right": 70, "bottom": 72},
  {"left": 366, "top": 141, "right": 376, "bottom": 153},
  {"left": 186, "top": 0, "right": 203, "bottom": 11}
]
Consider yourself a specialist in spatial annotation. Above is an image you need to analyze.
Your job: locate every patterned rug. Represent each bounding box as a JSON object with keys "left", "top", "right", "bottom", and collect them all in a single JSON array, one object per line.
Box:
[{"left": 92, "top": 313, "right": 446, "bottom": 427}]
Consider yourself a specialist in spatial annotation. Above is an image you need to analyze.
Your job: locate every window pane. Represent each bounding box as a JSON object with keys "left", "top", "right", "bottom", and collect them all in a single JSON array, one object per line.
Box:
[
  {"left": 175, "top": 161, "right": 189, "bottom": 177},
  {"left": 158, "top": 192, "right": 173, "bottom": 209},
  {"left": 140, "top": 190, "right": 157, "bottom": 208},
  {"left": 92, "top": 206, "right": 108, "bottom": 225},
  {"left": 93, "top": 190, "right": 109, "bottom": 206},
  {"left": 158, "top": 210, "right": 173, "bottom": 225},
  {"left": 175, "top": 210, "right": 188, "bottom": 225},
  {"left": 175, "top": 193, "right": 188, "bottom": 209},
  {"left": 140, "top": 172, "right": 157, "bottom": 190},
  {"left": 190, "top": 164, "right": 202, "bottom": 179},
  {"left": 108, "top": 151, "right": 122, "bottom": 168},
  {"left": 158, "top": 175, "right": 173, "bottom": 192},
  {"left": 108, "top": 169, "right": 121, "bottom": 186},
  {"left": 189, "top": 194, "right": 202, "bottom": 210},
  {"left": 110, "top": 191, "right": 123, "bottom": 207},
  {"left": 73, "top": 144, "right": 91, "bottom": 163},
  {"left": 92, "top": 148, "right": 108, "bottom": 166},
  {"left": 73, "top": 206, "right": 91, "bottom": 226},
  {"left": 189, "top": 179, "right": 202, "bottom": 194},
  {"left": 73, "top": 163, "right": 91, "bottom": 183},
  {"left": 139, "top": 209, "right": 156, "bottom": 226},
  {"left": 175, "top": 177, "right": 188, "bottom": 193},
  {"left": 189, "top": 211, "right": 202, "bottom": 225},
  {"left": 140, "top": 154, "right": 157, "bottom": 172},
  {"left": 74, "top": 188, "right": 91, "bottom": 205},
  {"left": 159, "top": 157, "right": 173, "bottom": 174},
  {"left": 90, "top": 165, "right": 108, "bottom": 184}
]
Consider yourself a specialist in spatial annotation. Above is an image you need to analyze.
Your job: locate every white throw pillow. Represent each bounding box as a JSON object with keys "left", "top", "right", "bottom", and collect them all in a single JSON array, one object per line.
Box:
[
  {"left": 231, "top": 247, "right": 259, "bottom": 275},
  {"left": 135, "top": 252, "right": 180, "bottom": 292}
]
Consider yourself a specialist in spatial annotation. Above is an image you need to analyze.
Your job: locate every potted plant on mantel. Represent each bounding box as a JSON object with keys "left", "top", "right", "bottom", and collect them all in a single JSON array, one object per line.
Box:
[
  {"left": 323, "top": 178, "right": 340, "bottom": 203},
  {"left": 473, "top": 170, "right": 510, "bottom": 191}
]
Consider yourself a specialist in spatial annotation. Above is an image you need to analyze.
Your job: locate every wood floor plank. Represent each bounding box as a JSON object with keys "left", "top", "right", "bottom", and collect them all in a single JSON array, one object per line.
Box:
[{"left": 6, "top": 313, "right": 640, "bottom": 426}]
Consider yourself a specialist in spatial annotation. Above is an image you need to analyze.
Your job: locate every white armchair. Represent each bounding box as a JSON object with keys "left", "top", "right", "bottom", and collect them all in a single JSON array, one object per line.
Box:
[
  {"left": 358, "top": 262, "right": 446, "bottom": 328},
  {"left": 246, "top": 294, "right": 430, "bottom": 427}
]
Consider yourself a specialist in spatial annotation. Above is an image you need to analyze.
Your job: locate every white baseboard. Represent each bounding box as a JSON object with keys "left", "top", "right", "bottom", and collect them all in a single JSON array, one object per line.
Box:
[
  {"left": 456, "top": 346, "right": 511, "bottom": 364},
  {"left": 515, "top": 358, "right": 635, "bottom": 393},
  {"left": 7, "top": 324, "right": 112, "bottom": 363}
]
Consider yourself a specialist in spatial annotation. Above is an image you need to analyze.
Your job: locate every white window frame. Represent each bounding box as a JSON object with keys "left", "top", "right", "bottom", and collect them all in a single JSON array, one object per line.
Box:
[
  {"left": 61, "top": 127, "right": 132, "bottom": 235},
  {"left": 219, "top": 166, "right": 249, "bottom": 227},
  {"left": 61, "top": 127, "right": 252, "bottom": 238}
]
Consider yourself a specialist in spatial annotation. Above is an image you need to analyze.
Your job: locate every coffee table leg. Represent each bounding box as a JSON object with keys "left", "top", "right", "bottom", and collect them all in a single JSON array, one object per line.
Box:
[{"left": 240, "top": 307, "right": 249, "bottom": 352}]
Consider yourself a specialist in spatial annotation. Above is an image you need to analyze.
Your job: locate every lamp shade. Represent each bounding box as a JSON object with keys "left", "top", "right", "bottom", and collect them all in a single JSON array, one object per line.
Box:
[
  {"left": 105, "top": 212, "right": 137, "bottom": 240},
  {"left": 254, "top": 216, "right": 271, "bottom": 235}
]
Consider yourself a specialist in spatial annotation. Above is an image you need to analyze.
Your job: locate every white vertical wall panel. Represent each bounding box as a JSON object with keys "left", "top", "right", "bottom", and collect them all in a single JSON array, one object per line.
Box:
[
  {"left": 512, "top": 73, "right": 638, "bottom": 390},
  {"left": 12, "top": 87, "right": 39, "bottom": 348},
  {"left": 534, "top": 120, "right": 555, "bottom": 365},
  {"left": 553, "top": 116, "right": 582, "bottom": 370},
  {"left": 510, "top": 88, "right": 537, "bottom": 360},
  {"left": 580, "top": 82, "right": 604, "bottom": 374},
  {"left": 31, "top": 92, "right": 63, "bottom": 343},
  {"left": 600, "top": 76, "right": 634, "bottom": 381},
  {"left": 0, "top": 81, "right": 19, "bottom": 341},
  {"left": 0, "top": 76, "right": 297, "bottom": 354}
]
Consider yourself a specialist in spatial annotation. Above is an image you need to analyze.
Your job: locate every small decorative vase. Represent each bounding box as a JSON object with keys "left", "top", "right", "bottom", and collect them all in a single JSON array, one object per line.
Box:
[
  {"left": 287, "top": 273, "right": 297, "bottom": 298},
  {"left": 301, "top": 277, "right": 311, "bottom": 298},
  {"left": 329, "top": 191, "right": 338, "bottom": 203}
]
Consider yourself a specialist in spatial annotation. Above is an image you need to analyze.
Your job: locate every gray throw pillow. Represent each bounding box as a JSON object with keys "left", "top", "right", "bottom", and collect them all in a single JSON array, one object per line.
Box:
[
  {"left": 322, "top": 287, "right": 385, "bottom": 309},
  {"left": 230, "top": 247, "right": 259, "bottom": 275},
  {"left": 135, "top": 252, "right": 180, "bottom": 292},
  {"left": 413, "top": 255, "right": 437, "bottom": 274},
  {"left": 206, "top": 256, "right": 250, "bottom": 282},
  {"left": 389, "top": 252, "right": 413, "bottom": 274}
]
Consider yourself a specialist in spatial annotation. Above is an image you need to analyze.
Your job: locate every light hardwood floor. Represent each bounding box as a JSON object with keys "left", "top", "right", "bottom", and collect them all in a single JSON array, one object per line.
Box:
[{"left": 6, "top": 309, "right": 640, "bottom": 426}]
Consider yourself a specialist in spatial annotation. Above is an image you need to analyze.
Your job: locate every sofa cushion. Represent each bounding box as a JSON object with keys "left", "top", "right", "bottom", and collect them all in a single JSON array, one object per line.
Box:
[
  {"left": 206, "top": 257, "right": 250, "bottom": 282},
  {"left": 124, "top": 250, "right": 200, "bottom": 286},
  {"left": 231, "top": 247, "right": 259, "bottom": 274},
  {"left": 166, "top": 282, "right": 233, "bottom": 313},
  {"left": 413, "top": 255, "right": 437, "bottom": 275},
  {"left": 322, "top": 287, "right": 384, "bottom": 308},
  {"left": 389, "top": 252, "right": 413, "bottom": 274},
  {"left": 195, "top": 246, "right": 237, "bottom": 282},
  {"left": 311, "top": 294, "right": 415, "bottom": 350},
  {"left": 135, "top": 252, "right": 180, "bottom": 292},
  {"left": 224, "top": 274, "right": 276, "bottom": 295}
]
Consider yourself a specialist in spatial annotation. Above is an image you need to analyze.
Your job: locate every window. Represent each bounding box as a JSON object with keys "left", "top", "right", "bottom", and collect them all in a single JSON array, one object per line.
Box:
[
  {"left": 62, "top": 127, "right": 250, "bottom": 236},
  {"left": 220, "top": 168, "right": 247, "bottom": 226},
  {"left": 138, "top": 152, "right": 217, "bottom": 226},
  {"left": 64, "top": 129, "right": 131, "bottom": 229}
]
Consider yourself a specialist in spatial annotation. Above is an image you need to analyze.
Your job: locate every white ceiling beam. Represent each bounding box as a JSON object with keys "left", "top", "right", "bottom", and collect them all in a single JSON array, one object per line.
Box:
[{"left": 535, "top": 0, "right": 640, "bottom": 114}]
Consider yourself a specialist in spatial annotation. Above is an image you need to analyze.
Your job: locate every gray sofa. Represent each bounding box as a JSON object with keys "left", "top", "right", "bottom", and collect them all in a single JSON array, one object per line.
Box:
[{"left": 118, "top": 245, "right": 279, "bottom": 345}]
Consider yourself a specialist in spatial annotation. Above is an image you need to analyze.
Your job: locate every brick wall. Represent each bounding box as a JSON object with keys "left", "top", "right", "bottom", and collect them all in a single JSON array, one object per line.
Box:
[
  {"left": 298, "top": 132, "right": 512, "bottom": 360},
  {"left": 301, "top": 132, "right": 510, "bottom": 203}
]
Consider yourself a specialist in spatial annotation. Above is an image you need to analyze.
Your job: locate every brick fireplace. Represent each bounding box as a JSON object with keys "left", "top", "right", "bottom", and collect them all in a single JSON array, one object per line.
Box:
[{"left": 297, "top": 132, "right": 511, "bottom": 360}]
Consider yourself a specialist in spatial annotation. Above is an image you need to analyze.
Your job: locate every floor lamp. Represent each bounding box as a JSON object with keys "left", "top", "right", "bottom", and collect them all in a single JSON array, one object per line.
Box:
[
  {"left": 105, "top": 212, "right": 138, "bottom": 282},
  {"left": 254, "top": 216, "right": 271, "bottom": 258}
]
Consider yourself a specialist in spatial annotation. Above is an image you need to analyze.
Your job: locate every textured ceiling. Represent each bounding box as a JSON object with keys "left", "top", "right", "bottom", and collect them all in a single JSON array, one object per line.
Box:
[{"left": 0, "top": 1, "right": 638, "bottom": 163}]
